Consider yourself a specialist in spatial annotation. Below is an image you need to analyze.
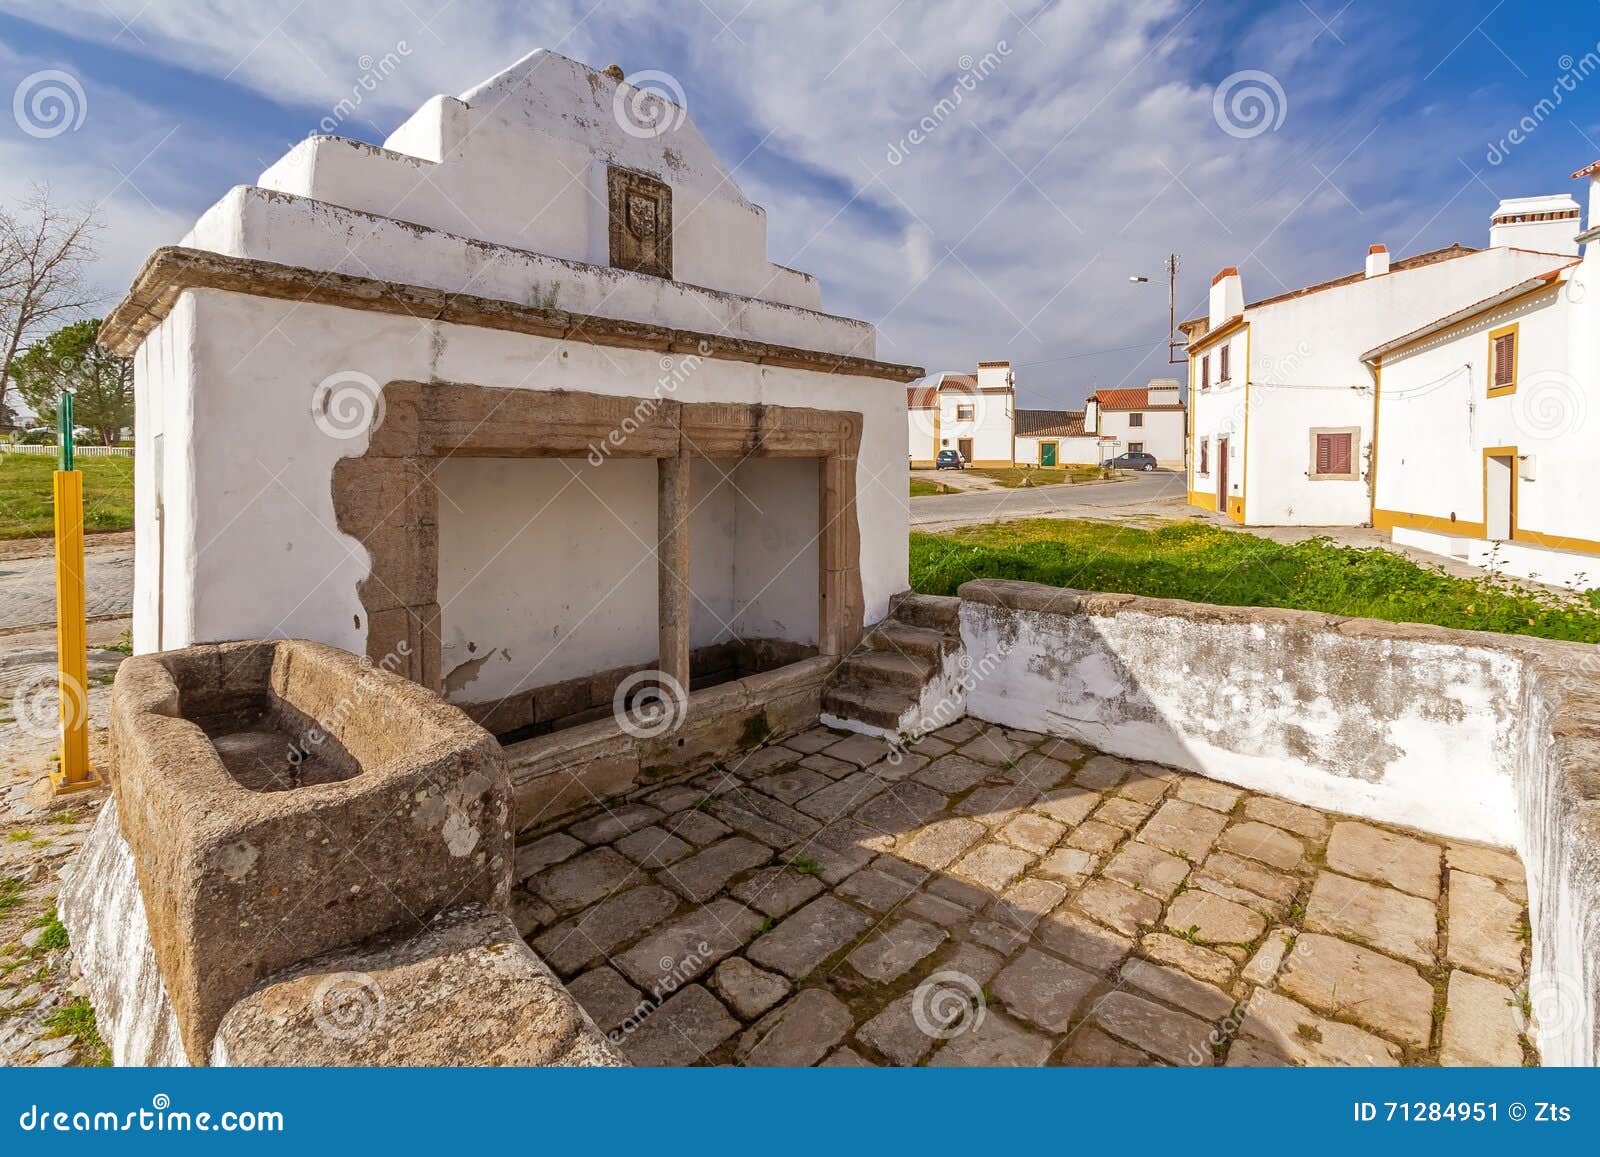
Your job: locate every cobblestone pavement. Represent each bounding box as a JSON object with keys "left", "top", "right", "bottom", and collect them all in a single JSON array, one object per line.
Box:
[
  {"left": 519, "top": 719, "right": 1535, "bottom": 1067},
  {"left": 0, "top": 536, "right": 133, "bottom": 632}
]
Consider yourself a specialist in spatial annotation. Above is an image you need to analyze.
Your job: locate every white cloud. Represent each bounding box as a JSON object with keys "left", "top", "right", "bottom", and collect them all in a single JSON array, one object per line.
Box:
[{"left": 4, "top": 0, "right": 1559, "bottom": 404}]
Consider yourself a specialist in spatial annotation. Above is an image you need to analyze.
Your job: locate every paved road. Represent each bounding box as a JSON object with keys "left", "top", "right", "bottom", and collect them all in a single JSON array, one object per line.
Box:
[
  {"left": 911, "top": 469, "right": 1188, "bottom": 530},
  {"left": 0, "top": 540, "right": 134, "bottom": 632}
]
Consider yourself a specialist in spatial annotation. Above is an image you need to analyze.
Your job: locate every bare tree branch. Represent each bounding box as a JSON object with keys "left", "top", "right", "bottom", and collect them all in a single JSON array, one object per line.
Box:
[{"left": 0, "top": 183, "right": 103, "bottom": 425}]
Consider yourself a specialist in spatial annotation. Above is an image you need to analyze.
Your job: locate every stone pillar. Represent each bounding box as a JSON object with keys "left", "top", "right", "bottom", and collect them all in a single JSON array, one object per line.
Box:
[{"left": 657, "top": 453, "right": 691, "bottom": 691}]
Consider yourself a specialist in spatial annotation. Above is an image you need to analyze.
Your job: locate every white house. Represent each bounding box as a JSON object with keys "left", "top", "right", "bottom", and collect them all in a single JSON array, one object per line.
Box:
[
  {"left": 908, "top": 361, "right": 1178, "bottom": 467},
  {"left": 907, "top": 362, "right": 1016, "bottom": 467},
  {"left": 1362, "top": 168, "right": 1598, "bottom": 588},
  {"left": 1184, "top": 197, "right": 1581, "bottom": 526},
  {"left": 102, "top": 50, "right": 918, "bottom": 731},
  {"left": 1085, "top": 380, "right": 1186, "bottom": 466},
  {"left": 1013, "top": 409, "right": 1101, "bottom": 466}
]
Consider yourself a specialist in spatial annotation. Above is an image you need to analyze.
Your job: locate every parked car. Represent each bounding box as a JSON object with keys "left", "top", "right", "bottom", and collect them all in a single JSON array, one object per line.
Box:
[
  {"left": 1103, "top": 451, "right": 1158, "bottom": 472},
  {"left": 935, "top": 448, "right": 967, "bottom": 470}
]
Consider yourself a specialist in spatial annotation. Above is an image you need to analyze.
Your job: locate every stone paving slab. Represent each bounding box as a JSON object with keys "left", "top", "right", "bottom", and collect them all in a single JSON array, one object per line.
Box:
[{"left": 509, "top": 718, "right": 1537, "bottom": 1067}]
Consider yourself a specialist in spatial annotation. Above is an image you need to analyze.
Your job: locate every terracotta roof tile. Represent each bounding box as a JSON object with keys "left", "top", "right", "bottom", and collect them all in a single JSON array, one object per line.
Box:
[{"left": 1015, "top": 409, "right": 1086, "bottom": 437}]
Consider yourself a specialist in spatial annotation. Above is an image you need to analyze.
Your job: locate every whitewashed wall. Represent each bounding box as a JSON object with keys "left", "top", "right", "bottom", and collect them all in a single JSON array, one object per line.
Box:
[{"left": 133, "top": 290, "right": 905, "bottom": 661}]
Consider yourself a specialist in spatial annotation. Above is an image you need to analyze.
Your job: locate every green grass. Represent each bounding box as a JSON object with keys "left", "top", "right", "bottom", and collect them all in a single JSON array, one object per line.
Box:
[
  {"left": 0, "top": 454, "right": 135, "bottom": 539},
  {"left": 910, "top": 518, "right": 1600, "bottom": 642},
  {"left": 0, "top": 877, "right": 22, "bottom": 914},
  {"left": 966, "top": 466, "right": 1109, "bottom": 488},
  {"left": 43, "top": 996, "right": 112, "bottom": 1065},
  {"left": 909, "top": 478, "right": 953, "bottom": 497}
]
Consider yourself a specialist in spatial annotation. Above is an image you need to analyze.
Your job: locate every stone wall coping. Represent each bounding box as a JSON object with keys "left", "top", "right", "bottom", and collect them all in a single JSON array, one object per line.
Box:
[
  {"left": 98, "top": 246, "right": 925, "bottom": 382},
  {"left": 955, "top": 577, "right": 1585, "bottom": 664}
]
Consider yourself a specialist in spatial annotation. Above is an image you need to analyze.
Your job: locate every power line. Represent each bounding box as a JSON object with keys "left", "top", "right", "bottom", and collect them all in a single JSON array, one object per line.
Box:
[{"left": 1012, "top": 339, "right": 1171, "bottom": 369}]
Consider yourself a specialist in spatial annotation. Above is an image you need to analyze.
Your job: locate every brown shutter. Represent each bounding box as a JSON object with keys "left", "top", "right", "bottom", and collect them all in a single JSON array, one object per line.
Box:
[
  {"left": 1331, "top": 433, "right": 1351, "bottom": 475},
  {"left": 1201, "top": 355, "right": 1210, "bottom": 389},
  {"left": 1493, "top": 333, "right": 1515, "bottom": 387},
  {"left": 1220, "top": 344, "right": 1230, "bottom": 381},
  {"left": 1315, "top": 434, "right": 1331, "bottom": 474}
]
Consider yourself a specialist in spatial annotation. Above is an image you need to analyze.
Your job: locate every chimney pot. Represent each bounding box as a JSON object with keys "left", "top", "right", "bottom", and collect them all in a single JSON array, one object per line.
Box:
[{"left": 1365, "top": 245, "right": 1390, "bottom": 277}]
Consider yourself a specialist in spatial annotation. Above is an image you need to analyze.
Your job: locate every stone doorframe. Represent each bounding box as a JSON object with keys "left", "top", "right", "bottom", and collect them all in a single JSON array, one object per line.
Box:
[{"left": 332, "top": 380, "right": 865, "bottom": 693}]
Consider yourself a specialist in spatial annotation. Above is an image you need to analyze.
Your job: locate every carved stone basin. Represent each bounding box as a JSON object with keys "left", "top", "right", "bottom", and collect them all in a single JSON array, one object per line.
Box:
[{"left": 108, "top": 639, "right": 511, "bottom": 1062}]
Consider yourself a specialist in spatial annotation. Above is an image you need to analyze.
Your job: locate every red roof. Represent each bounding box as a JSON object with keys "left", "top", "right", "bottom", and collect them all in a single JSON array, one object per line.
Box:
[
  {"left": 1572, "top": 159, "right": 1600, "bottom": 179},
  {"left": 1015, "top": 409, "right": 1086, "bottom": 437},
  {"left": 1089, "top": 387, "right": 1185, "bottom": 411},
  {"left": 906, "top": 384, "right": 938, "bottom": 408}
]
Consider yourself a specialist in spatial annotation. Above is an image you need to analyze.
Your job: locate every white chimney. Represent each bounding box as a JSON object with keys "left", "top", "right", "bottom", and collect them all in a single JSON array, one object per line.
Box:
[
  {"left": 975, "top": 360, "right": 1013, "bottom": 393},
  {"left": 1084, "top": 395, "right": 1099, "bottom": 432},
  {"left": 1365, "top": 244, "right": 1389, "bottom": 277},
  {"left": 1208, "top": 267, "right": 1243, "bottom": 329},
  {"left": 1146, "top": 378, "right": 1180, "bottom": 405},
  {"left": 1489, "top": 194, "right": 1581, "bottom": 255}
]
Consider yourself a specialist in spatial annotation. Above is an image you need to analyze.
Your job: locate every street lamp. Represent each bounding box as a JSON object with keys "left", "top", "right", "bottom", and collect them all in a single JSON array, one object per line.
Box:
[{"left": 1128, "top": 255, "right": 1183, "bottom": 363}]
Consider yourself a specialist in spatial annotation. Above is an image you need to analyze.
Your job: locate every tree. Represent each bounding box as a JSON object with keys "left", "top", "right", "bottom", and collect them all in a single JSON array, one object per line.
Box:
[
  {"left": 11, "top": 319, "right": 132, "bottom": 445},
  {"left": 0, "top": 184, "right": 101, "bottom": 425}
]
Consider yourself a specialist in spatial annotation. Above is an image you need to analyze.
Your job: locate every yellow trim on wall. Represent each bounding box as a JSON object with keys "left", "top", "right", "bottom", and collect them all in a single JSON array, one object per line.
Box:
[
  {"left": 1187, "top": 489, "right": 1217, "bottom": 512},
  {"left": 1187, "top": 315, "right": 1248, "bottom": 354},
  {"left": 1227, "top": 495, "right": 1245, "bottom": 521},
  {"left": 1486, "top": 323, "right": 1518, "bottom": 397},
  {"left": 1368, "top": 358, "right": 1381, "bottom": 524}
]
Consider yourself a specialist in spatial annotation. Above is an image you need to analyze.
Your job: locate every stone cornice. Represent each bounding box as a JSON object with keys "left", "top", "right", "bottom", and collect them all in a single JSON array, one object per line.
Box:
[{"left": 99, "top": 246, "right": 924, "bottom": 382}]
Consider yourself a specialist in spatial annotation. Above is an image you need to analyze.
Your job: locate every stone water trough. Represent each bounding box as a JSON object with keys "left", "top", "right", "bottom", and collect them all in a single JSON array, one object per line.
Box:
[{"left": 61, "top": 639, "right": 619, "bottom": 1066}]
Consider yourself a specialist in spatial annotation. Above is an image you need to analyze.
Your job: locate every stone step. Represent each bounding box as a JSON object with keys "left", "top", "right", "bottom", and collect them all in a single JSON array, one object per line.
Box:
[
  {"left": 822, "top": 683, "right": 914, "bottom": 731},
  {"left": 835, "top": 650, "right": 933, "bottom": 692},
  {"left": 889, "top": 592, "right": 961, "bottom": 633},
  {"left": 864, "top": 620, "right": 956, "bottom": 663}
]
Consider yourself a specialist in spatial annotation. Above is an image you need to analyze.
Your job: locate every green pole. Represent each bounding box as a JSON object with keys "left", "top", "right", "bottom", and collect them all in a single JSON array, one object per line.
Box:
[{"left": 58, "top": 391, "right": 73, "bottom": 472}]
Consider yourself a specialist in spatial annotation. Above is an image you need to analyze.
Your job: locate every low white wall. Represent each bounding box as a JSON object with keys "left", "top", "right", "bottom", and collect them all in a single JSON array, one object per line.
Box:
[
  {"left": 959, "top": 582, "right": 1520, "bottom": 844},
  {"left": 1393, "top": 525, "right": 1600, "bottom": 592},
  {"left": 954, "top": 579, "right": 1600, "bottom": 1064}
]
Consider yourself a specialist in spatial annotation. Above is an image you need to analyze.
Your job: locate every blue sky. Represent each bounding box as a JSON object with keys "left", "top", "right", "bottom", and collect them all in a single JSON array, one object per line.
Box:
[{"left": 2, "top": 0, "right": 1597, "bottom": 411}]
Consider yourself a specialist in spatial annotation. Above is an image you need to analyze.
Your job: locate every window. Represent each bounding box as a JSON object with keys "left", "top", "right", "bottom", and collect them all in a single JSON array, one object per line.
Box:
[
  {"left": 1200, "top": 355, "right": 1210, "bottom": 391},
  {"left": 1310, "top": 428, "right": 1358, "bottom": 480},
  {"left": 956, "top": 404, "right": 975, "bottom": 420},
  {"left": 1199, "top": 438, "right": 1209, "bottom": 474},
  {"left": 1128, "top": 442, "right": 1144, "bottom": 454},
  {"left": 1488, "top": 324, "right": 1517, "bottom": 396},
  {"left": 1128, "top": 412, "right": 1144, "bottom": 427},
  {"left": 1219, "top": 343, "right": 1231, "bottom": 383}
]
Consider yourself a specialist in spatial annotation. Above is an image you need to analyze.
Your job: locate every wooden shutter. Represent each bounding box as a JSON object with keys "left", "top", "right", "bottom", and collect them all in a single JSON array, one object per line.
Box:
[
  {"left": 1315, "top": 433, "right": 1352, "bottom": 475},
  {"left": 1330, "top": 433, "right": 1351, "bottom": 474},
  {"left": 1219, "top": 344, "right": 1230, "bottom": 381},
  {"left": 1493, "top": 333, "right": 1515, "bottom": 388},
  {"left": 1201, "top": 355, "right": 1210, "bottom": 390}
]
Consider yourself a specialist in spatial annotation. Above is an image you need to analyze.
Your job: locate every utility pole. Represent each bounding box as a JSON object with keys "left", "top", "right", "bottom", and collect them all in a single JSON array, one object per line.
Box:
[{"left": 1164, "top": 253, "right": 1183, "bottom": 364}]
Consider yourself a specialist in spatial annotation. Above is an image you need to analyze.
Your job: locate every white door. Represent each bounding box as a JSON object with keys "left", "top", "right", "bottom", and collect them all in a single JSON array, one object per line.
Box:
[{"left": 1485, "top": 453, "right": 1514, "bottom": 541}]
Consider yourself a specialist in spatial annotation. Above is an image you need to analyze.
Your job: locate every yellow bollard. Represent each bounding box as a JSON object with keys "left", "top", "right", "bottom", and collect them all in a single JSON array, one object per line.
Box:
[{"left": 51, "top": 466, "right": 100, "bottom": 794}]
